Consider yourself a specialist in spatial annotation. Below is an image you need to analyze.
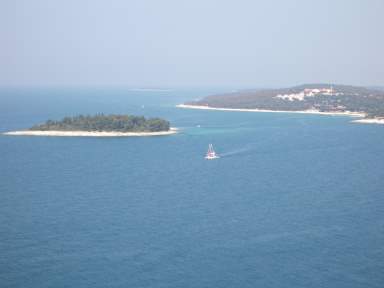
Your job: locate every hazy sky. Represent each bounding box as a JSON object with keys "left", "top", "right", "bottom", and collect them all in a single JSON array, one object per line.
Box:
[{"left": 1, "top": 0, "right": 383, "bottom": 87}]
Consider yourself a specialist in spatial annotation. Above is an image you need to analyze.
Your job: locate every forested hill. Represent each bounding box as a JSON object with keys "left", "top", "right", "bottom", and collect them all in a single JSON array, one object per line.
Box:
[
  {"left": 186, "top": 84, "right": 384, "bottom": 118},
  {"left": 30, "top": 114, "right": 170, "bottom": 132}
]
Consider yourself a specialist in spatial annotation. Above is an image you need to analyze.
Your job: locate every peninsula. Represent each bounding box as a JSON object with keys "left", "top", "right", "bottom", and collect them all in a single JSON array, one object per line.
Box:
[
  {"left": 4, "top": 114, "right": 178, "bottom": 137},
  {"left": 178, "top": 84, "right": 384, "bottom": 124}
]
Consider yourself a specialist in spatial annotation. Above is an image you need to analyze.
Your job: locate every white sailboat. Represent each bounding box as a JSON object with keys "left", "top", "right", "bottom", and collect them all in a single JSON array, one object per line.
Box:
[{"left": 205, "top": 144, "right": 219, "bottom": 160}]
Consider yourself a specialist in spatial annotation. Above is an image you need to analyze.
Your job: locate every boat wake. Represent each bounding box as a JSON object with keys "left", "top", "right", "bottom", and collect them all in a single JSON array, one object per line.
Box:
[{"left": 219, "top": 146, "right": 254, "bottom": 158}]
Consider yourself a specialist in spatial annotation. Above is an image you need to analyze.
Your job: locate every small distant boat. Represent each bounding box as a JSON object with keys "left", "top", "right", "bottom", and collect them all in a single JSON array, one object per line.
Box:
[{"left": 205, "top": 144, "right": 219, "bottom": 160}]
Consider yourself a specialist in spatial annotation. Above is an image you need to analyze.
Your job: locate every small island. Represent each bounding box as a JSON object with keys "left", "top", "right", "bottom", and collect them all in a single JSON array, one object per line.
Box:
[{"left": 4, "top": 114, "right": 177, "bottom": 137}]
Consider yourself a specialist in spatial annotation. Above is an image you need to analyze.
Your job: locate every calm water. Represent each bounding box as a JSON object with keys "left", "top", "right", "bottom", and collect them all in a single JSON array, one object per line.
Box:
[{"left": 1, "top": 88, "right": 384, "bottom": 288}]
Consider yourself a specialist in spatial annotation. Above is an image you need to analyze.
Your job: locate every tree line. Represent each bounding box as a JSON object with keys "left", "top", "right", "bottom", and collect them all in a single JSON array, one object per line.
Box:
[{"left": 30, "top": 114, "right": 170, "bottom": 132}]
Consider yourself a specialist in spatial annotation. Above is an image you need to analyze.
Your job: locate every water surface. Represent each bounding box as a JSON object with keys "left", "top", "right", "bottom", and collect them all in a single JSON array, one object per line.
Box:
[{"left": 1, "top": 88, "right": 383, "bottom": 287}]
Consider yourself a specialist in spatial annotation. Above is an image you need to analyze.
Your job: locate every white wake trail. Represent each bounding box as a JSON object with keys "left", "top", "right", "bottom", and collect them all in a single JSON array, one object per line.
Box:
[{"left": 220, "top": 146, "right": 255, "bottom": 157}]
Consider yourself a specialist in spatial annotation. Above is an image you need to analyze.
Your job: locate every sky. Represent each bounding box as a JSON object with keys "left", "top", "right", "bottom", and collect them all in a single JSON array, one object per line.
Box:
[{"left": 1, "top": 0, "right": 383, "bottom": 88}]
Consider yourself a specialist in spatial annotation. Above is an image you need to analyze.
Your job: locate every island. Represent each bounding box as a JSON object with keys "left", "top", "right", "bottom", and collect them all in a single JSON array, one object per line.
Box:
[
  {"left": 177, "top": 84, "right": 384, "bottom": 124},
  {"left": 4, "top": 114, "right": 178, "bottom": 137}
]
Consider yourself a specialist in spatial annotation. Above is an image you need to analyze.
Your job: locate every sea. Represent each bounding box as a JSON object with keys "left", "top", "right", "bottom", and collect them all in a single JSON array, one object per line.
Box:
[{"left": 0, "top": 88, "right": 383, "bottom": 288}]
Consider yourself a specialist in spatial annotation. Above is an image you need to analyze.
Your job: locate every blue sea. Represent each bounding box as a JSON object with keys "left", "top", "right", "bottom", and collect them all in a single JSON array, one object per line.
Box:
[{"left": 1, "top": 88, "right": 383, "bottom": 288}]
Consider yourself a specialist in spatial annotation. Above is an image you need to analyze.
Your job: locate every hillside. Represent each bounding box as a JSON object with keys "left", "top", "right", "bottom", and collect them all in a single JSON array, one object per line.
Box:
[{"left": 185, "top": 84, "right": 384, "bottom": 118}]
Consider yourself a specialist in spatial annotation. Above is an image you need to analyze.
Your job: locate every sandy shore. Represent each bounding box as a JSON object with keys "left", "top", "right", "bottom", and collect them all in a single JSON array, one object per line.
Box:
[
  {"left": 352, "top": 118, "right": 384, "bottom": 125},
  {"left": 177, "top": 104, "right": 366, "bottom": 118},
  {"left": 3, "top": 128, "right": 178, "bottom": 137}
]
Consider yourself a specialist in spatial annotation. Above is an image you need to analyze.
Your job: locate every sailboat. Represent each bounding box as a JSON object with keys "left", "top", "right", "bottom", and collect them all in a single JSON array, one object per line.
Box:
[{"left": 205, "top": 144, "right": 219, "bottom": 160}]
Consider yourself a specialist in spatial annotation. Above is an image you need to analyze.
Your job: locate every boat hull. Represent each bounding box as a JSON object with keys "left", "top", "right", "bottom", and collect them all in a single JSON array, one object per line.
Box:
[
  {"left": 205, "top": 144, "right": 219, "bottom": 160},
  {"left": 205, "top": 155, "right": 220, "bottom": 160}
]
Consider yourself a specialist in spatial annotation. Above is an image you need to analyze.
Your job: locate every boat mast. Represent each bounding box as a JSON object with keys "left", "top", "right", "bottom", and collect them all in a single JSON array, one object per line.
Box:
[{"left": 209, "top": 144, "right": 214, "bottom": 154}]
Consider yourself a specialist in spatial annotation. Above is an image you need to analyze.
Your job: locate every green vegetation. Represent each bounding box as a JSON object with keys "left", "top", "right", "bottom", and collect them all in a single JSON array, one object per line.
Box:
[
  {"left": 187, "top": 84, "right": 384, "bottom": 118},
  {"left": 30, "top": 114, "right": 170, "bottom": 132}
]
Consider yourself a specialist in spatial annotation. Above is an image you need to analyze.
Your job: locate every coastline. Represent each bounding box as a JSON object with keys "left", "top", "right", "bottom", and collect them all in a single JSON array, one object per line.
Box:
[
  {"left": 352, "top": 118, "right": 384, "bottom": 125},
  {"left": 176, "top": 104, "right": 366, "bottom": 118},
  {"left": 3, "top": 128, "right": 178, "bottom": 137}
]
